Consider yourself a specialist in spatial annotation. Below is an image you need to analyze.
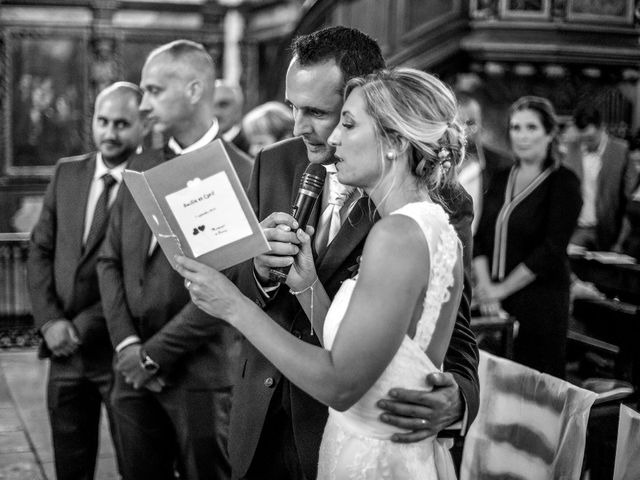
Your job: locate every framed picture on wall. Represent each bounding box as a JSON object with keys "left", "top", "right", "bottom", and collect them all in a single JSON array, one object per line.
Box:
[
  {"left": 566, "top": 0, "right": 634, "bottom": 24},
  {"left": 499, "top": 0, "right": 551, "bottom": 20},
  {"left": 2, "top": 28, "right": 91, "bottom": 176}
]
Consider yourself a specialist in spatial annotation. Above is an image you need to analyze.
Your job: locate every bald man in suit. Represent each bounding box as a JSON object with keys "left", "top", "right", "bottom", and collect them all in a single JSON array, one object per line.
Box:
[
  {"left": 28, "top": 82, "right": 145, "bottom": 480},
  {"left": 98, "top": 41, "right": 252, "bottom": 480}
]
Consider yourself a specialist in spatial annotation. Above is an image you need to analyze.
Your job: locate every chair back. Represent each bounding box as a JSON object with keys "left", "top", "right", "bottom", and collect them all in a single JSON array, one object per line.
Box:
[
  {"left": 613, "top": 404, "right": 640, "bottom": 479},
  {"left": 461, "top": 351, "right": 597, "bottom": 480}
]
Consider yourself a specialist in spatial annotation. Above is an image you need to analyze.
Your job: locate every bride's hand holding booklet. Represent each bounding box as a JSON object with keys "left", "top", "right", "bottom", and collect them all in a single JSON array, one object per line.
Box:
[{"left": 122, "top": 139, "right": 269, "bottom": 271}]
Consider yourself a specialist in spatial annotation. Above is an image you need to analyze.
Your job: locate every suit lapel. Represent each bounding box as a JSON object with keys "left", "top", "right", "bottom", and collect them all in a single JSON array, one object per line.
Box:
[
  {"left": 76, "top": 155, "right": 98, "bottom": 262},
  {"left": 316, "top": 197, "right": 375, "bottom": 283},
  {"left": 140, "top": 147, "right": 175, "bottom": 265},
  {"left": 597, "top": 140, "right": 612, "bottom": 196}
]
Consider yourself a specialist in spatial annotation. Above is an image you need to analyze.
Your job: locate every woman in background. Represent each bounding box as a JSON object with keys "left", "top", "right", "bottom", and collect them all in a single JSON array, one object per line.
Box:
[
  {"left": 242, "top": 101, "right": 294, "bottom": 157},
  {"left": 473, "top": 96, "right": 582, "bottom": 378}
]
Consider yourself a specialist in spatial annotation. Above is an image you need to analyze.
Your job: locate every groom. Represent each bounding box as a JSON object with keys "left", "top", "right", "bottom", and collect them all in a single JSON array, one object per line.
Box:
[{"left": 227, "top": 26, "right": 479, "bottom": 479}]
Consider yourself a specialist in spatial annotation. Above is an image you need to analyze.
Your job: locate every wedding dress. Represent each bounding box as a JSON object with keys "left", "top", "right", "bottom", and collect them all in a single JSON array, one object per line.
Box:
[{"left": 317, "top": 201, "right": 459, "bottom": 480}]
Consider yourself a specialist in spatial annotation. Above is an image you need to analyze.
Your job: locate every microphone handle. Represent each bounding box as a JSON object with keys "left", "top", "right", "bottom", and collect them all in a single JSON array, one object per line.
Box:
[{"left": 268, "top": 194, "right": 318, "bottom": 284}]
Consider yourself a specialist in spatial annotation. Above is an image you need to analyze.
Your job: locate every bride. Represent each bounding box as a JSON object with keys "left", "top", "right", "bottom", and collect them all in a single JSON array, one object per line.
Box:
[{"left": 175, "top": 68, "right": 466, "bottom": 479}]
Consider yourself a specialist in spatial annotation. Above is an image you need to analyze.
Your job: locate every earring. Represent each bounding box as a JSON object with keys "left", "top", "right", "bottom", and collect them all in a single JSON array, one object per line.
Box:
[{"left": 385, "top": 151, "right": 395, "bottom": 160}]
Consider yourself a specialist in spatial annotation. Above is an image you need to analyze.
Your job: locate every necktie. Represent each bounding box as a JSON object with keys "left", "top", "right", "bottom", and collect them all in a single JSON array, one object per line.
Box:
[
  {"left": 315, "top": 172, "right": 355, "bottom": 253},
  {"left": 85, "top": 173, "right": 117, "bottom": 249}
]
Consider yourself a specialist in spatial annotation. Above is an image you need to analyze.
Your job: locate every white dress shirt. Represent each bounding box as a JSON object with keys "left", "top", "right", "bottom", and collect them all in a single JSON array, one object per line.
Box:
[{"left": 578, "top": 133, "right": 607, "bottom": 228}]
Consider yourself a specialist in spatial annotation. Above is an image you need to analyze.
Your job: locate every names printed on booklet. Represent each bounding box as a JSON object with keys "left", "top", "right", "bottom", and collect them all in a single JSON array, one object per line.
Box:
[{"left": 165, "top": 172, "right": 252, "bottom": 257}]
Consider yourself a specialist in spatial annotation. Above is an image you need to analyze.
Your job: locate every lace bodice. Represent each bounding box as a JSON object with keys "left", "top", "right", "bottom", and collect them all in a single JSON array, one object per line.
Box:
[{"left": 317, "top": 201, "right": 460, "bottom": 480}]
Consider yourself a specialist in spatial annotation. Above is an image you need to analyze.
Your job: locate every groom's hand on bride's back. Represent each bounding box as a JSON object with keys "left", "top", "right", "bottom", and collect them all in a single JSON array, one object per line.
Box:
[{"left": 376, "top": 372, "right": 462, "bottom": 443}]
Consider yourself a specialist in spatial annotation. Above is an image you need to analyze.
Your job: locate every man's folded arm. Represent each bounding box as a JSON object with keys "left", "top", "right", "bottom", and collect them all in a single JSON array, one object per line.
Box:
[
  {"left": 141, "top": 260, "right": 262, "bottom": 375},
  {"left": 97, "top": 196, "right": 140, "bottom": 348}
]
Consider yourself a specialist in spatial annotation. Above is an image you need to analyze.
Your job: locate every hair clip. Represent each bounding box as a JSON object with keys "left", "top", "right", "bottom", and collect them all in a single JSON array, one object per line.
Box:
[{"left": 437, "top": 144, "right": 454, "bottom": 173}]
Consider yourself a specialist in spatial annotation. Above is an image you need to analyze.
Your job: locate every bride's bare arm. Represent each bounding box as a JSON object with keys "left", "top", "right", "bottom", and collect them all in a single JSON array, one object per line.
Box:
[{"left": 175, "top": 215, "right": 428, "bottom": 411}]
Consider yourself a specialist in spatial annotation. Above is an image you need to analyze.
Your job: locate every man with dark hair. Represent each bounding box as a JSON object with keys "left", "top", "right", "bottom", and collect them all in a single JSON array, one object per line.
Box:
[
  {"left": 97, "top": 40, "right": 251, "bottom": 480},
  {"left": 226, "top": 26, "right": 479, "bottom": 480},
  {"left": 28, "top": 81, "right": 144, "bottom": 480},
  {"left": 565, "top": 105, "right": 637, "bottom": 251}
]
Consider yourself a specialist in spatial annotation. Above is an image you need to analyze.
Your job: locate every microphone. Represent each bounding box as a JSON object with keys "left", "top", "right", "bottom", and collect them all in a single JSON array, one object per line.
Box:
[{"left": 269, "top": 163, "right": 327, "bottom": 284}]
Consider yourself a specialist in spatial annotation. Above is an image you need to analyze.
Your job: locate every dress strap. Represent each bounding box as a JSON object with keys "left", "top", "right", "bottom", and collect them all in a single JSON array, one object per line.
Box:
[{"left": 414, "top": 226, "right": 459, "bottom": 352}]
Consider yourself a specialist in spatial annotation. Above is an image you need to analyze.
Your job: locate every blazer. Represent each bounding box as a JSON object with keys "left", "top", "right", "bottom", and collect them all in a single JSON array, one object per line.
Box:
[
  {"left": 474, "top": 164, "right": 582, "bottom": 288},
  {"left": 482, "top": 143, "right": 512, "bottom": 194},
  {"left": 227, "top": 137, "right": 480, "bottom": 480},
  {"left": 564, "top": 135, "right": 636, "bottom": 250},
  {"left": 97, "top": 141, "right": 253, "bottom": 389},
  {"left": 231, "top": 127, "right": 251, "bottom": 155},
  {"left": 28, "top": 153, "right": 113, "bottom": 365}
]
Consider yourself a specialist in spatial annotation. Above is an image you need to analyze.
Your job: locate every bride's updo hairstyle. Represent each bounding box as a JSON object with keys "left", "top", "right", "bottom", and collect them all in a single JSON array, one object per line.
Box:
[{"left": 344, "top": 68, "right": 465, "bottom": 208}]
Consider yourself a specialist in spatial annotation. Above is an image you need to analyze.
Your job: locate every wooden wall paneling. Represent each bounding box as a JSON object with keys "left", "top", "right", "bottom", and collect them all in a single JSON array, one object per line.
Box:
[
  {"left": 332, "top": 0, "right": 395, "bottom": 57},
  {"left": 399, "top": 0, "right": 464, "bottom": 44},
  {"left": 389, "top": 0, "right": 468, "bottom": 70}
]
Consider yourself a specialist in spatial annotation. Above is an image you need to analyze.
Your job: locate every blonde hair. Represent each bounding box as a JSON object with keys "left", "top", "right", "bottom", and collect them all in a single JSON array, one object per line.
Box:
[{"left": 345, "top": 68, "right": 466, "bottom": 209}]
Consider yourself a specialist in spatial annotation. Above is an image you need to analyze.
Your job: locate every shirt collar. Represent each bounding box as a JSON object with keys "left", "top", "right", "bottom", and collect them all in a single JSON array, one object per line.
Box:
[
  {"left": 581, "top": 132, "right": 608, "bottom": 157},
  {"left": 94, "top": 152, "right": 127, "bottom": 183},
  {"left": 168, "top": 118, "right": 219, "bottom": 155},
  {"left": 323, "top": 163, "right": 337, "bottom": 174},
  {"left": 222, "top": 124, "right": 241, "bottom": 143}
]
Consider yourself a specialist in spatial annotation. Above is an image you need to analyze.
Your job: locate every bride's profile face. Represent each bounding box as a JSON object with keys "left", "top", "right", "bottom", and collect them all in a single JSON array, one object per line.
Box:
[{"left": 328, "top": 88, "right": 381, "bottom": 189}]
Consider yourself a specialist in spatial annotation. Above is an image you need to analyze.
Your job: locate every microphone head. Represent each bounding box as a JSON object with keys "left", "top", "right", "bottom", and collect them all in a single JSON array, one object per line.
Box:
[{"left": 299, "top": 163, "right": 327, "bottom": 196}]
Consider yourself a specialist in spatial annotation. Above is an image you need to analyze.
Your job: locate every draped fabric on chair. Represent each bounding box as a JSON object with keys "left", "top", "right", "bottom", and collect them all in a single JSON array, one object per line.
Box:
[
  {"left": 613, "top": 404, "right": 640, "bottom": 480},
  {"left": 461, "top": 351, "right": 597, "bottom": 480}
]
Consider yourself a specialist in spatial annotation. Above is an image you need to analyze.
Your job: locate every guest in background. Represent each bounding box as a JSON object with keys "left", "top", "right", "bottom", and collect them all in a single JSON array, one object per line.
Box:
[
  {"left": 615, "top": 177, "right": 640, "bottom": 260},
  {"left": 473, "top": 96, "right": 582, "bottom": 378},
  {"left": 565, "top": 106, "right": 637, "bottom": 251},
  {"left": 614, "top": 134, "right": 640, "bottom": 259},
  {"left": 242, "top": 101, "right": 294, "bottom": 157},
  {"left": 213, "top": 79, "right": 250, "bottom": 154},
  {"left": 27, "top": 82, "right": 145, "bottom": 480},
  {"left": 98, "top": 40, "right": 250, "bottom": 480},
  {"left": 456, "top": 93, "right": 511, "bottom": 234}
]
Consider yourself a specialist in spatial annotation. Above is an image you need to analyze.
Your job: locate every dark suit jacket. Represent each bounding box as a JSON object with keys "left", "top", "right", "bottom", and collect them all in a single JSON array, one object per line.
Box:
[
  {"left": 227, "top": 137, "right": 480, "bottom": 480},
  {"left": 97, "top": 141, "right": 252, "bottom": 388},
  {"left": 482, "top": 143, "right": 512, "bottom": 194},
  {"left": 231, "top": 127, "right": 251, "bottom": 155},
  {"left": 28, "top": 153, "right": 113, "bottom": 365},
  {"left": 564, "top": 135, "right": 636, "bottom": 250}
]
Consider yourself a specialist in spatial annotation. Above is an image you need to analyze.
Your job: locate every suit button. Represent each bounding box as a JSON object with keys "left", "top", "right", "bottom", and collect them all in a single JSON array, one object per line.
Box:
[
  {"left": 264, "top": 377, "right": 274, "bottom": 388},
  {"left": 292, "top": 330, "right": 302, "bottom": 339}
]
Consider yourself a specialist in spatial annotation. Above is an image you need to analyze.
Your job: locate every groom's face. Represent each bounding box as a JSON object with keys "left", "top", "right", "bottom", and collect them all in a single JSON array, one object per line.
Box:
[{"left": 285, "top": 58, "right": 344, "bottom": 165}]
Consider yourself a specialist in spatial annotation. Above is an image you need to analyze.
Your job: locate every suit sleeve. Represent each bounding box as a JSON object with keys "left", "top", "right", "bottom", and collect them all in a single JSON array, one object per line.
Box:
[
  {"left": 140, "top": 150, "right": 263, "bottom": 372},
  {"left": 229, "top": 148, "right": 273, "bottom": 303},
  {"left": 473, "top": 172, "right": 503, "bottom": 261},
  {"left": 27, "top": 165, "right": 66, "bottom": 329},
  {"left": 445, "top": 186, "right": 480, "bottom": 425},
  {"left": 522, "top": 169, "right": 582, "bottom": 278},
  {"left": 623, "top": 152, "right": 639, "bottom": 199},
  {"left": 97, "top": 189, "right": 140, "bottom": 347}
]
